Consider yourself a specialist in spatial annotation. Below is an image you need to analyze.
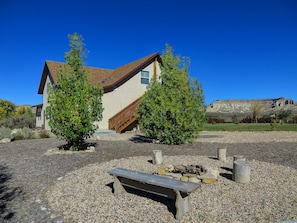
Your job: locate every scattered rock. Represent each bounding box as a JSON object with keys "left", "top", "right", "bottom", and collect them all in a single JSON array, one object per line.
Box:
[
  {"left": 11, "top": 129, "right": 20, "bottom": 136},
  {"left": 50, "top": 214, "right": 57, "bottom": 219},
  {"left": 156, "top": 164, "right": 219, "bottom": 184},
  {"left": 185, "top": 165, "right": 199, "bottom": 174},
  {"left": 174, "top": 165, "right": 186, "bottom": 173},
  {"left": 157, "top": 166, "right": 166, "bottom": 175},
  {"left": 189, "top": 177, "right": 201, "bottom": 184},
  {"left": 166, "top": 164, "right": 174, "bottom": 172},
  {"left": 197, "top": 172, "right": 217, "bottom": 180},
  {"left": 183, "top": 173, "right": 197, "bottom": 177},
  {"left": 197, "top": 172, "right": 217, "bottom": 184},
  {"left": 205, "top": 167, "right": 220, "bottom": 178},
  {"left": 40, "top": 206, "right": 47, "bottom": 211},
  {"left": 0, "top": 138, "right": 11, "bottom": 143},
  {"left": 35, "top": 198, "right": 42, "bottom": 204},
  {"left": 165, "top": 172, "right": 182, "bottom": 179},
  {"left": 180, "top": 176, "right": 189, "bottom": 182},
  {"left": 201, "top": 165, "right": 208, "bottom": 172},
  {"left": 44, "top": 147, "right": 96, "bottom": 156},
  {"left": 202, "top": 178, "right": 217, "bottom": 184},
  {"left": 87, "top": 146, "right": 95, "bottom": 152}
]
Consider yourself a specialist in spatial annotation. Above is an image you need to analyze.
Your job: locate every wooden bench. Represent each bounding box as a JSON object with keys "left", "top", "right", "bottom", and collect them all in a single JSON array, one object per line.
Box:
[{"left": 108, "top": 167, "right": 201, "bottom": 220}]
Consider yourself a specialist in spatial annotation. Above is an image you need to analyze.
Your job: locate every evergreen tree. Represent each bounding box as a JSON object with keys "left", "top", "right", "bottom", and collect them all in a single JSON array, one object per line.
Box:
[
  {"left": 46, "top": 33, "right": 104, "bottom": 150},
  {"left": 138, "top": 44, "right": 205, "bottom": 144}
]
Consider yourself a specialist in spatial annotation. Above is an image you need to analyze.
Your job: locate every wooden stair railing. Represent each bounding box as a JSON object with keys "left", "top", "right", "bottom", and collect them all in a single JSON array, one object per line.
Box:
[{"left": 108, "top": 98, "right": 140, "bottom": 133}]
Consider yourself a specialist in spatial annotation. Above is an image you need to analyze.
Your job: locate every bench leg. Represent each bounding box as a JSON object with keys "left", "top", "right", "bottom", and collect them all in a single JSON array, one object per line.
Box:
[
  {"left": 113, "top": 176, "right": 126, "bottom": 195},
  {"left": 175, "top": 190, "right": 192, "bottom": 220}
]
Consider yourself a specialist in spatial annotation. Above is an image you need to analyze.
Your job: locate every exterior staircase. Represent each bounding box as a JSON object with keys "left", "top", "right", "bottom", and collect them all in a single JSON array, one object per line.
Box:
[{"left": 108, "top": 98, "right": 140, "bottom": 133}]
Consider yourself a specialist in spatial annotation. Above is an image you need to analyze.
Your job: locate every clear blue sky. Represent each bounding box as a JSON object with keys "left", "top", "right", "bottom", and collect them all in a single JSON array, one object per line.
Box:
[{"left": 1, "top": 0, "right": 296, "bottom": 106}]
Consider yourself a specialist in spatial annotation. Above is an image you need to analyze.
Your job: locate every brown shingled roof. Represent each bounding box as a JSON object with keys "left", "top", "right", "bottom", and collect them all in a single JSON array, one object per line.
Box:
[{"left": 38, "top": 52, "right": 160, "bottom": 94}]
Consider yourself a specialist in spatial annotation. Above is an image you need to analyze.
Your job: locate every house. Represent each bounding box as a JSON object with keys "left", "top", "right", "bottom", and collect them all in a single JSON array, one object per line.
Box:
[
  {"left": 37, "top": 52, "right": 161, "bottom": 132},
  {"left": 34, "top": 104, "right": 43, "bottom": 128}
]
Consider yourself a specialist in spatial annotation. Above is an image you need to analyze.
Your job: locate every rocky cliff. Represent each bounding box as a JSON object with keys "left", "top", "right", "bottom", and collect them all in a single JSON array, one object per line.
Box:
[{"left": 206, "top": 97, "right": 297, "bottom": 115}]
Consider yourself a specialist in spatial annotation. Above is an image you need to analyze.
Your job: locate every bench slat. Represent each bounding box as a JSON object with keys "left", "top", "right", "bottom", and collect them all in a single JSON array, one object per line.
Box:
[{"left": 108, "top": 168, "right": 201, "bottom": 193}]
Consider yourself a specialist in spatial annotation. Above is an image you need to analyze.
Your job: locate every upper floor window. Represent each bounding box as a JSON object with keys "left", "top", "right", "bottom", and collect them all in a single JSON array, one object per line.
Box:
[{"left": 141, "top": 70, "right": 149, "bottom": 84}]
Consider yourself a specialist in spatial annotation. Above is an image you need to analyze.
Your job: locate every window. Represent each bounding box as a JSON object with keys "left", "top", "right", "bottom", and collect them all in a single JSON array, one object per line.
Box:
[
  {"left": 141, "top": 70, "right": 149, "bottom": 84},
  {"left": 36, "top": 107, "right": 42, "bottom": 116}
]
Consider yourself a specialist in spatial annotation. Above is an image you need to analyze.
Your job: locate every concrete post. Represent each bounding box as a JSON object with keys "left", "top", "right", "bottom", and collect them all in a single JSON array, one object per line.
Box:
[
  {"left": 152, "top": 150, "right": 163, "bottom": 165},
  {"left": 233, "top": 155, "right": 246, "bottom": 162},
  {"left": 232, "top": 155, "right": 246, "bottom": 180},
  {"left": 217, "top": 147, "right": 227, "bottom": 161},
  {"left": 233, "top": 161, "right": 251, "bottom": 183}
]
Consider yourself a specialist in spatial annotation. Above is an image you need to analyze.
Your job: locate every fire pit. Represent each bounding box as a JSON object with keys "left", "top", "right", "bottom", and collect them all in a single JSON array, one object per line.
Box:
[{"left": 154, "top": 164, "right": 219, "bottom": 184}]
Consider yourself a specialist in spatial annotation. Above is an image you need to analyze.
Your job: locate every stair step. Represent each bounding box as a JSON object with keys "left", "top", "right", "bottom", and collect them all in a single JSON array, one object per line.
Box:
[{"left": 93, "top": 129, "right": 118, "bottom": 137}]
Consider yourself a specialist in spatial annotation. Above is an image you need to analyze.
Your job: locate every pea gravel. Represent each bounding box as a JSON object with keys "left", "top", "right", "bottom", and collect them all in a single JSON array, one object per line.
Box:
[
  {"left": 0, "top": 131, "right": 296, "bottom": 223},
  {"left": 44, "top": 155, "right": 297, "bottom": 223}
]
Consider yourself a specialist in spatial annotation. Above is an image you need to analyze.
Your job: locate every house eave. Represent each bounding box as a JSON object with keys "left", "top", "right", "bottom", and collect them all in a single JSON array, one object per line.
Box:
[
  {"left": 37, "top": 61, "right": 55, "bottom": 94},
  {"left": 103, "top": 52, "right": 160, "bottom": 93}
]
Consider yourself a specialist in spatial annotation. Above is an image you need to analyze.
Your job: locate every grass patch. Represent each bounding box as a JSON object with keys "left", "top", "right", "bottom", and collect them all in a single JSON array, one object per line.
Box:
[{"left": 203, "top": 123, "right": 297, "bottom": 131}]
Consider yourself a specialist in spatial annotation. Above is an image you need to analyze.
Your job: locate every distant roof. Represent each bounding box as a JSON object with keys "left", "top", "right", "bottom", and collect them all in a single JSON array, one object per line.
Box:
[{"left": 38, "top": 52, "right": 160, "bottom": 94}]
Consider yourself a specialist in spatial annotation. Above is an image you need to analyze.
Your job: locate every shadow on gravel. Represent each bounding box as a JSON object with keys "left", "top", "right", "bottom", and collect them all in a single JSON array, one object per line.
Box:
[
  {"left": 220, "top": 173, "right": 233, "bottom": 180},
  {"left": 106, "top": 182, "right": 175, "bottom": 217},
  {"left": 129, "top": 135, "right": 153, "bottom": 143},
  {"left": 0, "top": 165, "right": 23, "bottom": 221},
  {"left": 221, "top": 167, "right": 233, "bottom": 172},
  {"left": 57, "top": 142, "right": 97, "bottom": 150},
  {"left": 220, "top": 167, "right": 233, "bottom": 181}
]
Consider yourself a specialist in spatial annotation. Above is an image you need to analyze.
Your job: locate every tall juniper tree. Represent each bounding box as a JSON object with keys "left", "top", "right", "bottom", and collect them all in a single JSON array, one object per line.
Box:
[
  {"left": 46, "top": 33, "right": 104, "bottom": 150},
  {"left": 138, "top": 44, "right": 205, "bottom": 144}
]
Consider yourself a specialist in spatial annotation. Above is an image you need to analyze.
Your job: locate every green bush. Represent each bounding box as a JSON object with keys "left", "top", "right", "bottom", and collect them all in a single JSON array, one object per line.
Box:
[
  {"left": 0, "top": 99, "right": 15, "bottom": 120},
  {"left": 270, "top": 120, "right": 277, "bottom": 131},
  {"left": 13, "top": 131, "right": 24, "bottom": 140},
  {"left": 0, "top": 126, "right": 11, "bottom": 140},
  {"left": 39, "top": 130, "right": 50, "bottom": 138},
  {"left": 232, "top": 115, "right": 240, "bottom": 124},
  {"left": 0, "top": 114, "right": 35, "bottom": 129},
  {"left": 22, "top": 127, "right": 34, "bottom": 139},
  {"left": 14, "top": 115, "right": 36, "bottom": 128},
  {"left": 12, "top": 128, "right": 35, "bottom": 141},
  {"left": 293, "top": 115, "right": 297, "bottom": 124}
]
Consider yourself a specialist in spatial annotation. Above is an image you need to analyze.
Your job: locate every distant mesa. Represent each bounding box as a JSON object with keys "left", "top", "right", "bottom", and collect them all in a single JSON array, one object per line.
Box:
[{"left": 206, "top": 97, "right": 297, "bottom": 115}]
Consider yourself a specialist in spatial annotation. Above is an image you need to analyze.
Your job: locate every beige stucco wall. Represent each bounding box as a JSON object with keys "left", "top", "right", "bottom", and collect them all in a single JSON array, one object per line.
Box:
[
  {"left": 35, "top": 107, "right": 43, "bottom": 128},
  {"left": 42, "top": 75, "right": 51, "bottom": 130},
  {"left": 96, "top": 62, "right": 161, "bottom": 129}
]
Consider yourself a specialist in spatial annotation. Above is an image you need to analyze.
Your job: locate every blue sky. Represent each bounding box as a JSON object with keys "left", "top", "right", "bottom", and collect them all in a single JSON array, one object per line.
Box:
[{"left": 1, "top": 0, "right": 296, "bottom": 106}]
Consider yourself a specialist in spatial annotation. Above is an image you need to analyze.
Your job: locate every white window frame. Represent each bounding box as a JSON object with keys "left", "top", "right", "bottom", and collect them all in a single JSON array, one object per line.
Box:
[{"left": 141, "top": 70, "right": 149, "bottom": 84}]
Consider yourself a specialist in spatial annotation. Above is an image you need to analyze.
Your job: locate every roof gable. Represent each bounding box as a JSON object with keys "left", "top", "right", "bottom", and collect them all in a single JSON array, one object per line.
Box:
[{"left": 38, "top": 52, "right": 160, "bottom": 94}]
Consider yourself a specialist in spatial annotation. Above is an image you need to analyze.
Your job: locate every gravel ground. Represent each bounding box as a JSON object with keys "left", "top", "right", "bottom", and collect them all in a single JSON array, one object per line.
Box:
[{"left": 0, "top": 131, "right": 297, "bottom": 223}]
